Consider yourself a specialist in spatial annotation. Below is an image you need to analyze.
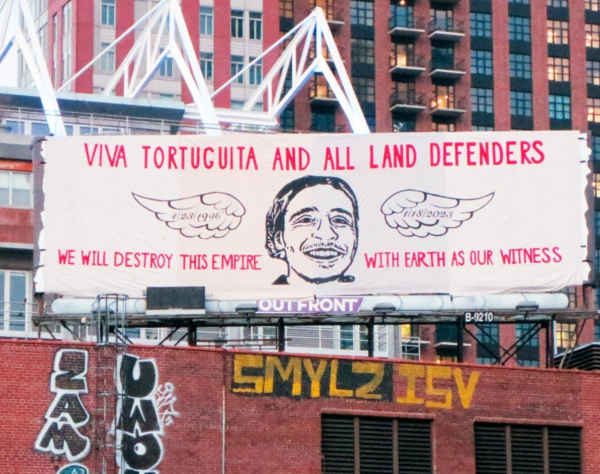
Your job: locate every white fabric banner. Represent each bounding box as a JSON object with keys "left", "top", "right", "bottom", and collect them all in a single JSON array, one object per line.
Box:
[{"left": 37, "top": 131, "right": 588, "bottom": 300}]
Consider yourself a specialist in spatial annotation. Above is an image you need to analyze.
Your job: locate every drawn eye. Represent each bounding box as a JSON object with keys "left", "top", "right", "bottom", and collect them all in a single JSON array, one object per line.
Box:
[
  {"left": 331, "top": 215, "right": 352, "bottom": 227},
  {"left": 293, "top": 215, "right": 315, "bottom": 225}
]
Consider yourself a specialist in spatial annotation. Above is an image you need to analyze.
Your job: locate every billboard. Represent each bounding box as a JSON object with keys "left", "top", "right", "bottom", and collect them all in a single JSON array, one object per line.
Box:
[{"left": 36, "top": 131, "right": 588, "bottom": 300}]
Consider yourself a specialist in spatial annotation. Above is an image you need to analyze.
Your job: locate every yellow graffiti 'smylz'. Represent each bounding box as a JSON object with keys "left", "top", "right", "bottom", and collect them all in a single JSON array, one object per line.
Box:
[{"left": 232, "top": 354, "right": 479, "bottom": 409}]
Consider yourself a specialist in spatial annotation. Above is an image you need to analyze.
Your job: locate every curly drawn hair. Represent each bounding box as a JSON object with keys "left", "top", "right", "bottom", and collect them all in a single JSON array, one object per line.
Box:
[{"left": 265, "top": 175, "right": 359, "bottom": 260}]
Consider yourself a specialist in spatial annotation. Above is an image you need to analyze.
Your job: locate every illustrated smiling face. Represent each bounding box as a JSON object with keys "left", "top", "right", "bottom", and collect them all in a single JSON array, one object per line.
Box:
[{"left": 275, "top": 184, "right": 358, "bottom": 283}]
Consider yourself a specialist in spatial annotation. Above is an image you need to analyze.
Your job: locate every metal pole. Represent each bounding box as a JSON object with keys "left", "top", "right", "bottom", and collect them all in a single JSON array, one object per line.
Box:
[
  {"left": 545, "top": 320, "right": 554, "bottom": 368},
  {"left": 187, "top": 320, "right": 197, "bottom": 346},
  {"left": 367, "top": 318, "right": 374, "bottom": 357},
  {"left": 277, "top": 318, "right": 285, "bottom": 352},
  {"left": 456, "top": 317, "right": 464, "bottom": 363}
]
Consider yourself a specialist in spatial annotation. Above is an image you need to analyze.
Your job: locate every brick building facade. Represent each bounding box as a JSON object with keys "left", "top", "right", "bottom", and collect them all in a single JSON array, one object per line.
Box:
[{"left": 0, "top": 338, "right": 596, "bottom": 473}]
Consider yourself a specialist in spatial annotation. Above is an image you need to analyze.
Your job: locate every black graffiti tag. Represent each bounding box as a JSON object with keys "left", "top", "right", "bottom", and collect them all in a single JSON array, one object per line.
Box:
[
  {"left": 116, "top": 354, "right": 163, "bottom": 474},
  {"left": 35, "top": 350, "right": 91, "bottom": 462}
]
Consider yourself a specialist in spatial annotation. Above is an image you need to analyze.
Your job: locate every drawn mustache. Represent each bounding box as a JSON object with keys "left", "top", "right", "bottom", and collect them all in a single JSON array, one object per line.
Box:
[{"left": 300, "top": 241, "right": 348, "bottom": 256}]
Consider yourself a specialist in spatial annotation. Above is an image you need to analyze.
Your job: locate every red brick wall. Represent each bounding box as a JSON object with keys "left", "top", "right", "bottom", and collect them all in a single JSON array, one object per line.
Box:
[{"left": 2, "top": 339, "right": 599, "bottom": 474}]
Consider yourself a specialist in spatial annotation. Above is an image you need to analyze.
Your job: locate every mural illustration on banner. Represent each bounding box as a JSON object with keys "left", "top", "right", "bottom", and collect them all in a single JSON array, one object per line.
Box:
[
  {"left": 381, "top": 189, "right": 494, "bottom": 238},
  {"left": 133, "top": 192, "right": 246, "bottom": 239},
  {"left": 38, "top": 131, "right": 589, "bottom": 299},
  {"left": 114, "top": 354, "right": 178, "bottom": 474},
  {"left": 35, "top": 349, "right": 91, "bottom": 463}
]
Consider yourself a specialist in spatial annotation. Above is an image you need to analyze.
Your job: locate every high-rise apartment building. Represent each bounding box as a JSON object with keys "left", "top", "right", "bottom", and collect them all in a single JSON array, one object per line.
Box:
[{"left": 3, "top": 0, "right": 599, "bottom": 366}]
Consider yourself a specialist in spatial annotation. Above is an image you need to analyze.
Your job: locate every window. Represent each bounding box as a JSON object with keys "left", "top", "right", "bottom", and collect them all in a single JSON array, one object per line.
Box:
[
  {"left": 518, "top": 359, "right": 540, "bottom": 367},
  {"left": 31, "top": 122, "right": 50, "bottom": 136},
  {"left": 231, "top": 10, "right": 244, "bottom": 38},
  {"left": 52, "top": 14, "right": 57, "bottom": 85},
  {"left": 432, "top": 122, "right": 456, "bottom": 132},
  {"left": 6, "top": 120, "right": 24, "bottom": 134},
  {"left": 433, "top": 84, "right": 455, "bottom": 109},
  {"left": 556, "top": 322, "right": 577, "bottom": 352},
  {"left": 280, "top": 106, "right": 294, "bottom": 131},
  {"left": 592, "top": 135, "right": 600, "bottom": 161},
  {"left": 280, "top": 0, "right": 293, "bottom": 18},
  {"left": 249, "top": 58, "right": 262, "bottom": 85},
  {"left": 587, "top": 0, "right": 600, "bottom": 11},
  {"left": 477, "top": 356, "right": 496, "bottom": 365},
  {"left": 311, "top": 111, "right": 335, "bottom": 132},
  {"left": 0, "top": 270, "right": 29, "bottom": 332},
  {"left": 548, "top": 57, "right": 569, "bottom": 81},
  {"left": 158, "top": 93, "right": 174, "bottom": 100},
  {"left": 0, "top": 171, "right": 32, "bottom": 208},
  {"left": 322, "top": 415, "right": 432, "bottom": 474},
  {"left": 509, "top": 53, "right": 532, "bottom": 78},
  {"left": 350, "top": 0, "right": 373, "bottom": 26},
  {"left": 547, "top": 0, "right": 568, "bottom": 6},
  {"left": 200, "top": 6, "right": 214, "bottom": 35},
  {"left": 476, "top": 324, "right": 500, "bottom": 345},
  {"left": 511, "top": 0, "right": 530, "bottom": 3},
  {"left": 588, "top": 98, "right": 600, "bottom": 122},
  {"left": 231, "top": 55, "right": 244, "bottom": 83},
  {"left": 595, "top": 173, "right": 600, "bottom": 197},
  {"left": 511, "top": 91, "right": 533, "bottom": 116},
  {"left": 471, "top": 50, "right": 493, "bottom": 75},
  {"left": 431, "top": 8, "right": 454, "bottom": 31},
  {"left": 516, "top": 323, "right": 539, "bottom": 347},
  {"left": 99, "top": 42, "right": 115, "bottom": 72},
  {"left": 351, "top": 38, "right": 374, "bottom": 64},
  {"left": 431, "top": 45, "right": 454, "bottom": 70},
  {"left": 249, "top": 12, "right": 262, "bottom": 40},
  {"left": 200, "top": 52, "right": 213, "bottom": 81},
  {"left": 352, "top": 77, "right": 374, "bottom": 104},
  {"left": 549, "top": 95, "right": 571, "bottom": 120},
  {"left": 470, "top": 12, "right": 492, "bottom": 38},
  {"left": 547, "top": 20, "right": 569, "bottom": 44},
  {"left": 392, "top": 118, "right": 416, "bottom": 133},
  {"left": 588, "top": 60, "right": 600, "bottom": 85},
  {"left": 587, "top": 23, "right": 600, "bottom": 48},
  {"left": 475, "top": 423, "right": 581, "bottom": 474},
  {"left": 509, "top": 16, "right": 531, "bottom": 42},
  {"left": 159, "top": 51, "right": 173, "bottom": 77},
  {"left": 471, "top": 88, "right": 494, "bottom": 114},
  {"left": 391, "top": 43, "right": 415, "bottom": 67},
  {"left": 62, "top": 2, "right": 72, "bottom": 81},
  {"left": 101, "top": 0, "right": 115, "bottom": 26},
  {"left": 390, "top": 4, "right": 414, "bottom": 29}
]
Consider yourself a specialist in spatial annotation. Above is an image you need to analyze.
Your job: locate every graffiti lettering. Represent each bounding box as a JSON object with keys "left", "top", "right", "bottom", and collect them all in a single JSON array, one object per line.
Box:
[
  {"left": 154, "top": 383, "right": 179, "bottom": 427},
  {"left": 116, "top": 354, "right": 175, "bottom": 474},
  {"left": 233, "top": 355, "right": 393, "bottom": 401},
  {"left": 232, "top": 354, "right": 481, "bottom": 409},
  {"left": 35, "top": 350, "right": 91, "bottom": 462}
]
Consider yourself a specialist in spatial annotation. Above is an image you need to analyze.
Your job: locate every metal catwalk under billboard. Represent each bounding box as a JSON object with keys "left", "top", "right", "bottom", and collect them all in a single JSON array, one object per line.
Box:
[{"left": 36, "top": 131, "right": 589, "bottom": 300}]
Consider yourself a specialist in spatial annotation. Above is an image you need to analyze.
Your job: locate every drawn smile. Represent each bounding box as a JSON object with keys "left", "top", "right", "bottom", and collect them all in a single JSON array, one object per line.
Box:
[{"left": 303, "top": 248, "right": 346, "bottom": 261}]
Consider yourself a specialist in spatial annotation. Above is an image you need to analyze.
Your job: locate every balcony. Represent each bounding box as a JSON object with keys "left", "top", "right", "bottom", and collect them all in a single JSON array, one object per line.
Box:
[
  {"left": 389, "top": 90, "right": 426, "bottom": 114},
  {"left": 389, "top": 53, "right": 426, "bottom": 77},
  {"left": 389, "top": 15, "right": 425, "bottom": 39},
  {"left": 311, "top": 0, "right": 344, "bottom": 30},
  {"left": 429, "top": 58, "right": 465, "bottom": 80},
  {"left": 309, "top": 77, "right": 338, "bottom": 106},
  {"left": 430, "top": 97, "right": 466, "bottom": 118},
  {"left": 428, "top": 18, "right": 465, "bottom": 42}
]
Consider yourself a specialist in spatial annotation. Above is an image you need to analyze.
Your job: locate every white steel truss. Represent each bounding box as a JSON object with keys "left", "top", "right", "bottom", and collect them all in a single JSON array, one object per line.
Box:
[
  {"left": 0, "top": 0, "right": 66, "bottom": 135},
  {"left": 0, "top": 0, "right": 370, "bottom": 135}
]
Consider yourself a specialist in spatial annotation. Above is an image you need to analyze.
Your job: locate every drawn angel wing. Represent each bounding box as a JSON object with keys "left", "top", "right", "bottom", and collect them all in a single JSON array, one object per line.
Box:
[
  {"left": 381, "top": 190, "right": 494, "bottom": 238},
  {"left": 133, "top": 192, "right": 246, "bottom": 239}
]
